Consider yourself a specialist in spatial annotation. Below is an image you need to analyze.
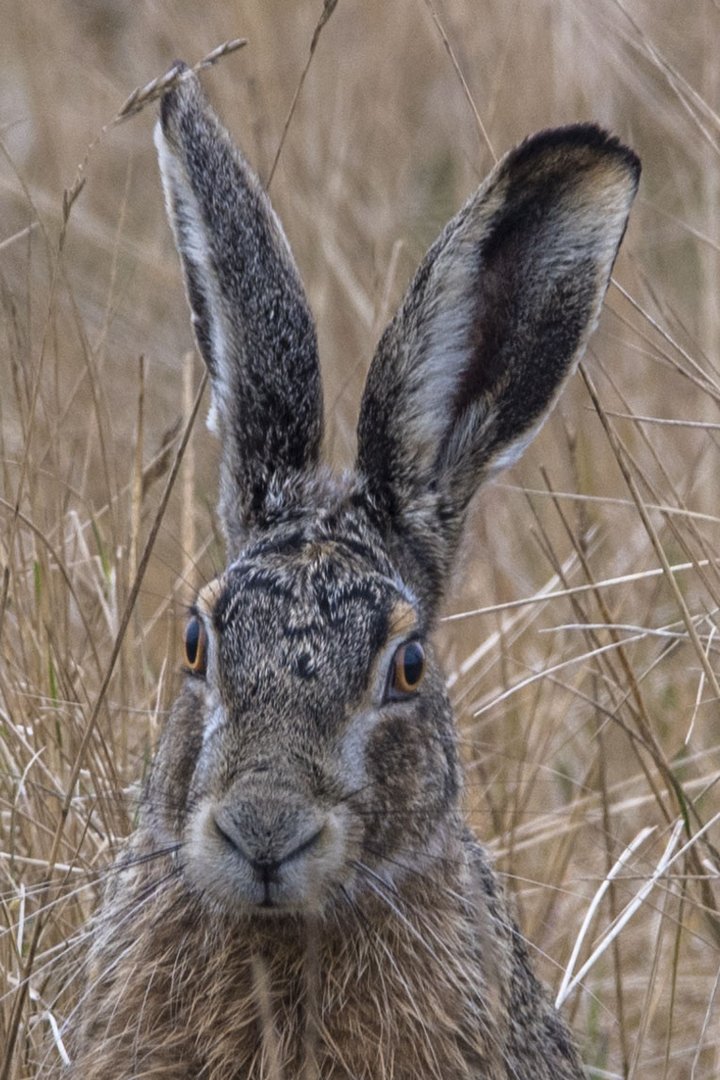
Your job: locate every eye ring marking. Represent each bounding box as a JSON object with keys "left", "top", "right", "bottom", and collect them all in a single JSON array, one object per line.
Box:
[
  {"left": 386, "top": 639, "right": 426, "bottom": 700},
  {"left": 183, "top": 614, "right": 208, "bottom": 677}
]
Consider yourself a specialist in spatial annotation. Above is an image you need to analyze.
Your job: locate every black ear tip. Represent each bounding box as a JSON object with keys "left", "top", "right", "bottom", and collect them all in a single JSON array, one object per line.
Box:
[
  {"left": 566, "top": 122, "right": 641, "bottom": 184},
  {"left": 512, "top": 123, "right": 641, "bottom": 186}
]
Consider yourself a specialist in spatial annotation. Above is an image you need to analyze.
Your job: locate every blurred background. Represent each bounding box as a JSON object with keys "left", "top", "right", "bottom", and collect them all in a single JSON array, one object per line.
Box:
[{"left": 1, "top": 1, "right": 719, "bottom": 1076}]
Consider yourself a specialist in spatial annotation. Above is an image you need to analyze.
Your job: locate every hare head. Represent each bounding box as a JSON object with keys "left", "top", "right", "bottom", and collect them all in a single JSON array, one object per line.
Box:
[{"left": 151, "top": 68, "right": 639, "bottom": 918}]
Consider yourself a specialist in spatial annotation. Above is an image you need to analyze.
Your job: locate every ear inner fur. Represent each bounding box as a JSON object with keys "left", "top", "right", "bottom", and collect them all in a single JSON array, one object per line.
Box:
[
  {"left": 356, "top": 124, "right": 639, "bottom": 613},
  {"left": 155, "top": 69, "right": 324, "bottom": 549}
]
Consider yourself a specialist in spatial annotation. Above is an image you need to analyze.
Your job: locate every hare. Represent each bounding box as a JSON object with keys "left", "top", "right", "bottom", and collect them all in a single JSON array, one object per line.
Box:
[{"left": 70, "top": 66, "right": 639, "bottom": 1079}]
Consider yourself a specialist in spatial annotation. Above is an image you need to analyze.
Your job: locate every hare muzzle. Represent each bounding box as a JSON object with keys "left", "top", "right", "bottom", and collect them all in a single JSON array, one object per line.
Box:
[{"left": 185, "top": 782, "right": 348, "bottom": 913}]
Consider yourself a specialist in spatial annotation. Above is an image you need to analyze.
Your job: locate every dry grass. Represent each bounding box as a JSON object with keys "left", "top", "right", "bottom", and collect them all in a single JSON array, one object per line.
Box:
[{"left": 1, "top": 0, "right": 720, "bottom": 1076}]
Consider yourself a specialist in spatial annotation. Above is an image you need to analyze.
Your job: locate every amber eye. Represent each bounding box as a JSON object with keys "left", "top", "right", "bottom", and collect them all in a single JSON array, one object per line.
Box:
[
  {"left": 387, "top": 639, "right": 426, "bottom": 699},
  {"left": 183, "top": 615, "right": 207, "bottom": 676}
]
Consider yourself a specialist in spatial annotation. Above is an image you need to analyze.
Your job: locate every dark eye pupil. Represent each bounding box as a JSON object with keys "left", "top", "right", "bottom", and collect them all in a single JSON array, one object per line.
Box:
[
  {"left": 402, "top": 641, "right": 424, "bottom": 686},
  {"left": 185, "top": 618, "right": 200, "bottom": 665}
]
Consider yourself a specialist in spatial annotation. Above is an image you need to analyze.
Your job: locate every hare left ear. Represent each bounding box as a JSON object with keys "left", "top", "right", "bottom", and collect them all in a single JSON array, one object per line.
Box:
[
  {"left": 155, "top": 69, "right": 324, "bottom": 552},
  {"left": 356, "top": 125, "right": 639, "bottom": 603}
]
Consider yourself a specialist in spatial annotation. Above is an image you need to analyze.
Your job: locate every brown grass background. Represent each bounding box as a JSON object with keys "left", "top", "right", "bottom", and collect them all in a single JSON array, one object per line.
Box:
[{"left": 1, "top": 1, "right": 720, "bottom": 1077}]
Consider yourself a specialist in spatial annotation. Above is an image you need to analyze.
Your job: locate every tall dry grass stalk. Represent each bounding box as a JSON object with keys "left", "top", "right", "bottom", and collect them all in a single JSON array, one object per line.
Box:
[{"left": 1, "top": 1, "right": 719, "bottom": 1077}]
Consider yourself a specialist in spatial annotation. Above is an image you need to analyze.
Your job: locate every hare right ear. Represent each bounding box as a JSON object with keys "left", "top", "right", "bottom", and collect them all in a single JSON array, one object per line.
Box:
[
  {"left": 155, "top": 69, "right": 323, "bottom": 551},
  {"left": 357, "top": 125, "right": 639, "bottom": 610}
]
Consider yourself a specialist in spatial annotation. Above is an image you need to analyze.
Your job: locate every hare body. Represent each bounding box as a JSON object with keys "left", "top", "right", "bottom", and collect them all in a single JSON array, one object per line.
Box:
[
  {"left": 76, "top": 832, "right": 575, "bottom": 1078},
  {"left": 71, "top": 68, "right": 639, "bottom": 1079}
]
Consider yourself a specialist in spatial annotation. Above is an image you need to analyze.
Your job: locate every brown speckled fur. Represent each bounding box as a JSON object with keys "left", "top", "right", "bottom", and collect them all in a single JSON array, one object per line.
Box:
[{"left": 69, "top": 67, "right": 639, "bottom": 1078}]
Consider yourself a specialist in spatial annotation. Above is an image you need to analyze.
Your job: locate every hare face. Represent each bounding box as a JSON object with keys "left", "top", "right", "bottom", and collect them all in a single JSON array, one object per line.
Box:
[{"left": 166, "top": 507, "right": 459, "bottom": 915}]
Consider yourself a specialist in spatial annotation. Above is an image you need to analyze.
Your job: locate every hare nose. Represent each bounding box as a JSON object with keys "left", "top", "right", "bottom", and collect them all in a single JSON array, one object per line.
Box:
[{"left": 213, "top": 808, "right": 325, "bottom": 878}]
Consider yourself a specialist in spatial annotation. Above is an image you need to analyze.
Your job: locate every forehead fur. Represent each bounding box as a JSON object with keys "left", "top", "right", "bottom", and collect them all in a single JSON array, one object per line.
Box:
[{"left": 205, "top": 506, "right": 417, "bottom": 714}]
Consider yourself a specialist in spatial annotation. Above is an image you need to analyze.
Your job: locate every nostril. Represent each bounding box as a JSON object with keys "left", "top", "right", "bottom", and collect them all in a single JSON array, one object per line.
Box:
[
  {"left": 213, "top": 818, "right": 250, "bottom": 860},
  {"left": 284, "top": 825, "right": 324, "bottom": 865}
]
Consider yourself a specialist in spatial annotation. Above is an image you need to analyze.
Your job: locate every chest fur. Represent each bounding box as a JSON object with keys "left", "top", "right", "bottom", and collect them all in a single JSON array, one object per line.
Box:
[{"left": 75, "top": 880, "right": 505, "bottom": 1080}]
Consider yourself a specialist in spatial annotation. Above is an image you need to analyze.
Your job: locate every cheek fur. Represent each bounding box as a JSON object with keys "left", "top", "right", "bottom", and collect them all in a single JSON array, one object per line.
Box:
[
  {"left": 201, "top": 695, "right": 225, "bottom": 745},
  {"left": 360, "top": 699, "right": 458, "bottom": 863}
]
